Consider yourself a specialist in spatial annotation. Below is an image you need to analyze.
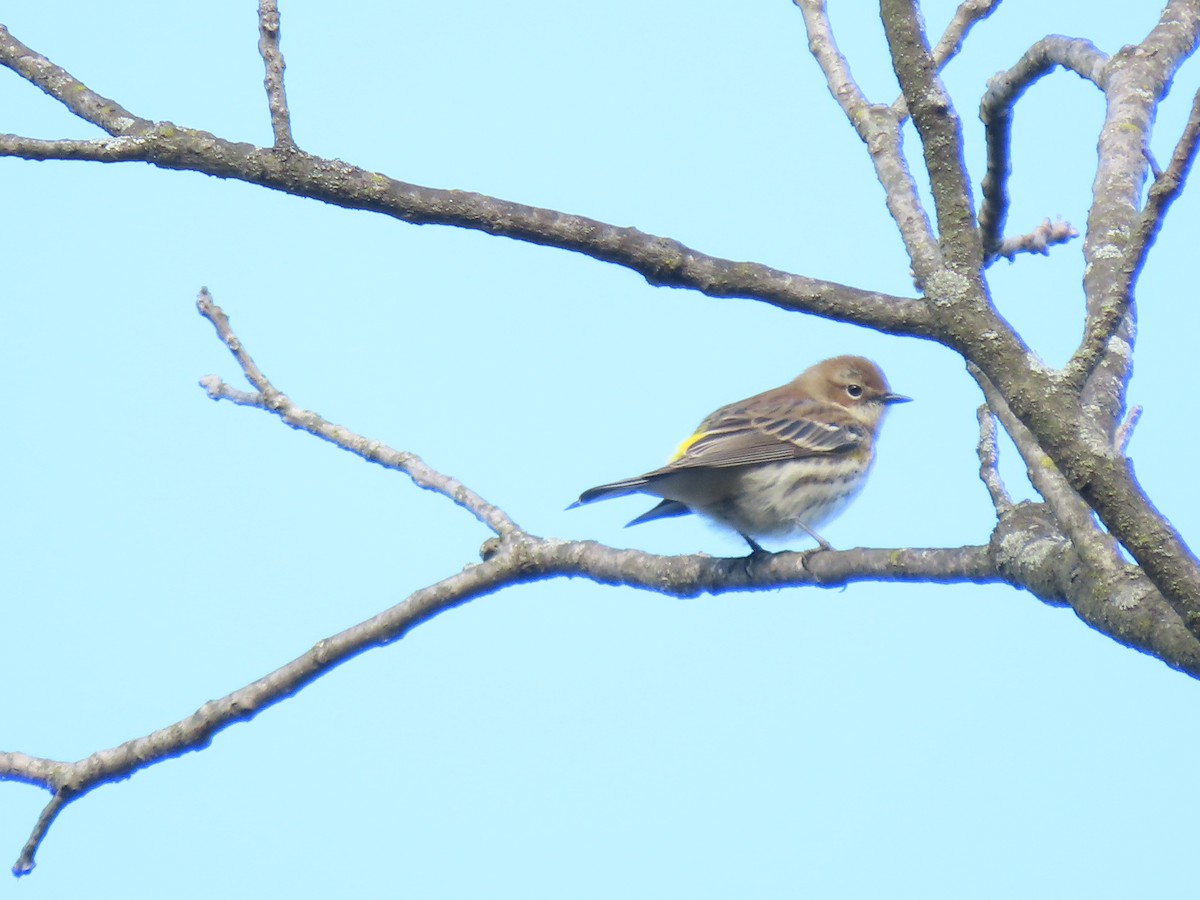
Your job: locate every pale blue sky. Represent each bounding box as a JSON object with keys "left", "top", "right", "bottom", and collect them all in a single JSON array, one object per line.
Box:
[{"left": 1, "top": 1, "right": 1198, "bottom": 897}]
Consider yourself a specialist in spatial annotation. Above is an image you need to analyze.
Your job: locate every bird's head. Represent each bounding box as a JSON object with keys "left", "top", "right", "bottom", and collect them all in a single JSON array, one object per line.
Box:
[{"left": 795, "top": 355, "right": 911, "bottom": 429}]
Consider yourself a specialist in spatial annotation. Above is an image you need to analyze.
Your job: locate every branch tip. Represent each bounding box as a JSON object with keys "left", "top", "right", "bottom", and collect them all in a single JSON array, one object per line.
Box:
[
  {"left": 196, "top": 291, "right": 519, "bottom": 535},
  {"left": 991, "top": 217, "right": 1079, "bottom": 262},
  {"left": 257, "top": 0, "right": 295, "bottom": 149}
]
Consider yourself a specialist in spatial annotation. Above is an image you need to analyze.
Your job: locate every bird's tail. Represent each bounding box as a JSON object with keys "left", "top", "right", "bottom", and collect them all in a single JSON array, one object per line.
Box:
[
  {"left": 568, "top": 477, "right": 653, "bottom": 509},
  {"left": 625, "top": 499, "right": 691, "bottom": 526}
]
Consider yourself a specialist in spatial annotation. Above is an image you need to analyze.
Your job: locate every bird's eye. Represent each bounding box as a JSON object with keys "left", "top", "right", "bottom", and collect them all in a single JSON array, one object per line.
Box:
[{"left": 846, "top": 384, "right": 864, "bottom": 399}]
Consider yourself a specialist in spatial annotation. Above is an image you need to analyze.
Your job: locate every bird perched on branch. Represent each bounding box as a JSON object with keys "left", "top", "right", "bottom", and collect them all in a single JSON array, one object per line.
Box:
[{"left": 570, "top": 355, "right": 909, "bottom": 554}]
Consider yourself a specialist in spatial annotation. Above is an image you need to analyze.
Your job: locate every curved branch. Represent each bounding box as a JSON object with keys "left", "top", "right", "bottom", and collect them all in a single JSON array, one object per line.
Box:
[{"left": 978, "top": 36, "right": 1107, "bottom": 259}]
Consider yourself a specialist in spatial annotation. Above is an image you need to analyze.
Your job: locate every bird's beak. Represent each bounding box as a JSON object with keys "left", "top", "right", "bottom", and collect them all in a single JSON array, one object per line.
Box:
[{"left": 883, "top": 392, "right": 912, "bottom": 404}]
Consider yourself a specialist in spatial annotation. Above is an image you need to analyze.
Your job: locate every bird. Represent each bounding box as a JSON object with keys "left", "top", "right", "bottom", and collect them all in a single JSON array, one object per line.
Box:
[{"left": 570, "top": 355, "right": 909, "bottom": 554}]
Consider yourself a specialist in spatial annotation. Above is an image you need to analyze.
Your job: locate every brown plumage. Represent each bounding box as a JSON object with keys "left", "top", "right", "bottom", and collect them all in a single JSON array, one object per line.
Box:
[{"left": 571, "top": 355, "right": 909, "bottom": 552}]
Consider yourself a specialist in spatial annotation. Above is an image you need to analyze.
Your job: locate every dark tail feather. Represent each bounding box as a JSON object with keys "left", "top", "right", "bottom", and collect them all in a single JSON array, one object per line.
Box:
[
  {"left": 626, "top": 499, "right": 692, "bottom": 527},
  {"left": 567, "top": 476, "right": 652, "bottom": 510}
]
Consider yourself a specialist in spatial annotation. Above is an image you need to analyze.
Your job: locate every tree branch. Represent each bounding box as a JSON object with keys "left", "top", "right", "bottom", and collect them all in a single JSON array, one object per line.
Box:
[
  {"left": 257, "top": 0, "right": 295, "bottom": 149},
  {"left": 12, "top": 505, "right": 1199, "bottom": 873},
  {"left": 0, "top": 24, "right": 938, "bottom": 337},
  {"left": 1114, "top": 404, "right": 1143, "bottom": 455},
  {"left": 971, "top": 365, "right": 1120, "bottom": 575},
  {"left": 978, "top": 36, "right": 1107, "bottom": 260},
  {"left": 793, "top": 0, "right": 942, "bottom": 283},
  {"left": 196, "top": 290, "right": 519, "bottom": 537},
  {"left": 975, "top": 404, "right": 1012, "bottom": 515},
  {"left": 0, "top": 123, "right": 934, "bottom": 337},
  {"left": 991, "top": 217, "right": 1078, "bottom": 261},
  {"left": 1129, "top": 86, "right": 1200, "bottom": 281},
  {"left": 880, "top": 0, "right": 983, "bottom": 276},
  {"left": 1064, "top": 1, "right": 1200, "bottom": 427},
  {"left": 0, "top": 25, "right": 151, "bottom": 135},
  {"left": 970, "top": 369, "right": 1200, "bottom": 675},
  {"left": 3, "top": 15, "right": 1197, "bottom": 645},
  {"left": 891, "top": 0, "right": 1001, "bottom": 118}
]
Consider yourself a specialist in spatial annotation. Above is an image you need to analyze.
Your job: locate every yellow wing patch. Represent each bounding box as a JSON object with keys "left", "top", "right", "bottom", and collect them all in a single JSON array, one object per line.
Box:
[{"left": 669, "top": 430, "right": 710, "bottom": 463}]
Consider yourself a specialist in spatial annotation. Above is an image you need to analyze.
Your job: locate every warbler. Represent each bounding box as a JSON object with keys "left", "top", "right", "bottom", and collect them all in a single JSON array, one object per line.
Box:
[{"left": 571, "top": 355, "right": 909, "bottom": 553}]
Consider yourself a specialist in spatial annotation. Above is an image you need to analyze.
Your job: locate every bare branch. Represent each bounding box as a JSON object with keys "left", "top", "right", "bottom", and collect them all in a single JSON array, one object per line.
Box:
[
  {"left": 975, "top": 404, "right": 1012, "bottom": 514},
  {"left": 0, "top": 133, "right": 154, "bottom": 161},
  {"left": 991, "top": 217, "right": 1078, "bottom": 261},
  {"left": 12, "top": 792, "right": 68, "bottom": 877},
  {"left": 967, "top": 366, "right": 1200, "bottom": 668},
  {"left": 793, "top": 0, "right": 942, "bottom": 283},
  {"left": 791, "top": 5, "right": 1199, "bottom": 632},
  {"left": 1115, "top": 404, "right": 1144, "bottom": 455},
  {"left": 971, "top": 365, "right": 1120, "bottom": 572},
  {"left": 927, "top": 0, "right": 1001, "bottom": 70},
  {"left": 880, "top": 0, "right": 983, "bottom": 276},
  {"left": 0, "top": 133, "right": 930, "bottom": 340},
  {"left": 0, "top": 23, "right": 937, "bottom": 338},
  {"left": 4, "top": 548, "right": 533, "bottom": 875},
  {"left": 0, "top": 26, "right": 150, "bottom": 135},
  {"left": 1065, "top": 2, "right": 1200, "bottom": 424},
  {"left": 978, "top": 36, "right": 1108, "bottom": 260},
  {"left": 8, "top": 512, "right": 1200, "bottom": 875},
  {"left": 196, "top": 290, "right": 519, "bottom": 537},
  {"left": 892, "top": 0, "right": 1001, "bottom": 119},
  {"left": 257, "top": 0, "right": 295, "bottom": 149},
  {"left": 1130, "top": 86, "right": 1200, "bottom": 277},
  {"left": 0, "top": 753, "right": 63, "bottom": 790}
]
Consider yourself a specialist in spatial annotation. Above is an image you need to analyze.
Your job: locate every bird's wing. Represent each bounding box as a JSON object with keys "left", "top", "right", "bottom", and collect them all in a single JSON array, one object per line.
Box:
[{"left": 660, "top": 398, "right": 868, "bottom": 471}]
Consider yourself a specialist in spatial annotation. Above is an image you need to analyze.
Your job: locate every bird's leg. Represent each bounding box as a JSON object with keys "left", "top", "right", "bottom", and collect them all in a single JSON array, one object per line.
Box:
[
  {"left": 740, "top": 532, "right": 769, "bottom": 557},
  {"left": 791, "top": 519, "right": 833, "bottom": 551},
  {"left": 726, "top": 532, "right": 771, "bottom": 578}
]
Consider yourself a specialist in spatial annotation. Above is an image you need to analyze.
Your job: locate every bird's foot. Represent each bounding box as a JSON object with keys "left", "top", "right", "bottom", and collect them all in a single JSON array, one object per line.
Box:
[{"left": 740, "top": 533, "right": 769, "bottom": 557}]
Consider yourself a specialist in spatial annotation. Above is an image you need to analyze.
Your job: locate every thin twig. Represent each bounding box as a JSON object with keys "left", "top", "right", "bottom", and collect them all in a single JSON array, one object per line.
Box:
[
  {"left": 257, "top": 0, "right": 295, "bottom": 149},
  {"left": 196, "top": 289, "right": 518, "bottom": 537},
  {"left": 978, "top": 36, "right": 1108, "bottom": 260},
  {"left": 12, "top": 792, "right": 69, "bottom": 877},
  {"left": 975, "top": 405, "right": 1012, "bottom": 514},
  {"left": 1129, "top": 87, "right": 1200, "bottom": 280},
  {"left": 793, "top": 0, "right": 941, "bottom": 284},
  {"left": 992, "top": 217, "right": 1078, "bottom": 261},
  {"left": 928, "top": 0, "right": 1001, "bottom": 70},
  {"left": 1114, "top": 404, "right": 1144, "bottom": 455},
  {"left": 969, "top": 364, "right": 1121, "bottom": 574}
]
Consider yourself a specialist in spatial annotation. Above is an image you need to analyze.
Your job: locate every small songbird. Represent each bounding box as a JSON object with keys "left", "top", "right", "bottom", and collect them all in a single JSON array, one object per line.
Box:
[{"left": 570, "top": 355, "right": 909, "bottom": 553}]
